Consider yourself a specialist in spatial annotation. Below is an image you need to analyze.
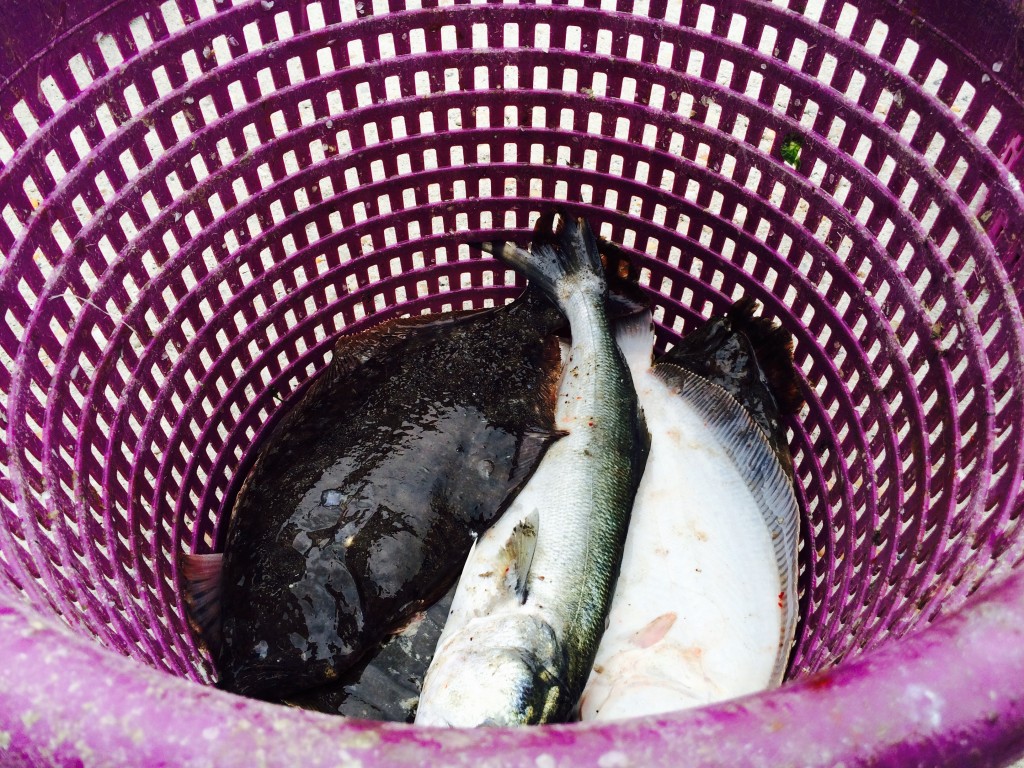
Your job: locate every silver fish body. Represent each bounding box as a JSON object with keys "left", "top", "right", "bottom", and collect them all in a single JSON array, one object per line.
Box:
[{"left": 415, "top": 214, "right": 648, "bottom": 727}]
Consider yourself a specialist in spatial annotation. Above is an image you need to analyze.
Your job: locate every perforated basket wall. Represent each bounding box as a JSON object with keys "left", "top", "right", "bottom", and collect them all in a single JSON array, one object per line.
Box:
[{"left": 1, "top": 0, "right": 1023, "bottom": 765}]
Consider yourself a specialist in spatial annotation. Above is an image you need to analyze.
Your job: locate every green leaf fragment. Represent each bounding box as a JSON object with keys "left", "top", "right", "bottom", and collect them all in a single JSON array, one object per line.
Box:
[{"left": 780, "top": 134, "right": 803, "bottom": 169}]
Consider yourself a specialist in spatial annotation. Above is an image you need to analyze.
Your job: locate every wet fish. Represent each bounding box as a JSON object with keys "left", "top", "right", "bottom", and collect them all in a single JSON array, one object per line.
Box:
[
  {"left": 415, "top": 214, "right": 649, "bottom": 727},
  {"left": 276, "top": 247, "right": 645, "bottom": 720},
  {"left": 579, "top": 301, "right": 802, "bottom": 721},
  {"left": 184, "top": 288, "right": 567, "bottom": 701},
  {"left": 282, "top": 581, "right": 457, "bottom": 721}
]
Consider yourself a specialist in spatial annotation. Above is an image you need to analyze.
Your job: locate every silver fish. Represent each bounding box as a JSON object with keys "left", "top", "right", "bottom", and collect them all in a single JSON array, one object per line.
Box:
[
  {"left": 415, "top": 214, "right": 649, "bottom": 727},
  {"left": 580, "top": 305, "right": 801, "bottom": 721}
]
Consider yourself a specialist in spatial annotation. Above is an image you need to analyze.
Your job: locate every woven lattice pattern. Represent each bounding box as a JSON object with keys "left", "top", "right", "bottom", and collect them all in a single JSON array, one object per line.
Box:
[{"left": 0, "top": 0, "right": 1022, "bottom": 715}]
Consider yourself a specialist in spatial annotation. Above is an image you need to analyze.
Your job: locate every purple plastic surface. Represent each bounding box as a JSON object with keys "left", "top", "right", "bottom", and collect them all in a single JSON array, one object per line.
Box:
[
  {"left": 0, "top": 0, "right": 1022, "bottom": 764},
  {"left": 2, "top": 562, "right": 1024, "bottom": 766}
]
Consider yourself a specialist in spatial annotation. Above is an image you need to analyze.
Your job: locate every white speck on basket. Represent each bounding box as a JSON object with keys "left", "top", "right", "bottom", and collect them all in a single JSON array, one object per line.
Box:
[
  {"left": 598, "top": 751, "right": 630, "bottom": 768},
  {"left": 906, "top": 684, "right": 943, "bottom": 728}
]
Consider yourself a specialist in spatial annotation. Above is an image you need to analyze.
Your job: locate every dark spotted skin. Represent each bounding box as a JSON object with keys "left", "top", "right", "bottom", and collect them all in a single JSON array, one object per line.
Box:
[
  {"left": 283, "top": 581, "right": 457, "bottom": 722},
  {"left": 216, "top": 290, "right": 564, "bottom": 700}
]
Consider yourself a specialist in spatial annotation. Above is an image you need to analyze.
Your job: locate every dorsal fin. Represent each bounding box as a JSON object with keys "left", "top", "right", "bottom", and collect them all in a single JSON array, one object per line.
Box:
[
  {"left": 656, "top": 298, "right": 802, "bottom": 475},
  {"left": 318, "top": 309, "right": 480, "bottom": 395},
  {"left": 508, "top": 426, "right": 566, "bottom": 497},
  {"left": 651, "top": 363, "right": 800, "bottom": 685}
]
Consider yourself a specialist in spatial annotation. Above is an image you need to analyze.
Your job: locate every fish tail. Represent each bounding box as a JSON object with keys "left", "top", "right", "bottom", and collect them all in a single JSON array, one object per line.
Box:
[
  {"left": 476, "top": 213, "right": 605, "bottom": 301},
  {"left": 613, "top": 310, "right": 657, "bottom": 377},
  {"left": 180, "top": 552, "right": 224, "bottom": 655},
  {"left": 472, "top": 220, "right": 647, "bottom": 318},
  {"left": 725, "top": 299, "right": 804, "bottom": 415}
]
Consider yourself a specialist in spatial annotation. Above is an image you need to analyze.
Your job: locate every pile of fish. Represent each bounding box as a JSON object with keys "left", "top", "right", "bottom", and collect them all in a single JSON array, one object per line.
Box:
[{"left": 183, "top": 212, "right": 803, "bottom": 725}]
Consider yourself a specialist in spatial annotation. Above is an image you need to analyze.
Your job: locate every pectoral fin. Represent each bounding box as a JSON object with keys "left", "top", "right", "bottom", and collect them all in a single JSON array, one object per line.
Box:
[{"left": 499, "top": 510, "right": 539, "bottom": 604}]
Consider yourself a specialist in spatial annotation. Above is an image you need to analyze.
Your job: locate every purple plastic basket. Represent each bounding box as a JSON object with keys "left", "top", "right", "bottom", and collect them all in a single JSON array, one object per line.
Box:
[{"left": 1, "top": 0, "right": 1023, "bottom": 764}]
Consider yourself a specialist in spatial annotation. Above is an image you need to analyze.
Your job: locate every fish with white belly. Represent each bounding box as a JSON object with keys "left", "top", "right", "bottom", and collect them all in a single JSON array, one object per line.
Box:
[
  {"left": 415, "top": 213, "right": 649, "bottom": 727},
  {"left": 579, "top": 300, "right": 803, "bottom": 721}
]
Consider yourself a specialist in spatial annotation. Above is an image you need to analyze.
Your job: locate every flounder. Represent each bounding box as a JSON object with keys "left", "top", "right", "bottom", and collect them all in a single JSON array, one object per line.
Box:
[
  {"left": 185, "top": 288, "right": 565, "bottom": 700},
  {"left": 579, "top": 300, "right": 803, "bottom": 721}
]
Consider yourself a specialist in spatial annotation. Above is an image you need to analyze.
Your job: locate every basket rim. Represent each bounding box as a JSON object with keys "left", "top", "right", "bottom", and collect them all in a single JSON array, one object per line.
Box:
[
  {"left": 1, "top": 565, "right": 1023, "bottom": 767},
  {"left": 2, "top": 0, "right": 1024, "bottom": 763}
]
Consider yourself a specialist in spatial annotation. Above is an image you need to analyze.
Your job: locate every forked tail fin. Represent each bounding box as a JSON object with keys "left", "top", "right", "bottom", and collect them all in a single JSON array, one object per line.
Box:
[{"left": 475, "top": 213, "right": 605, "bottom": 307}]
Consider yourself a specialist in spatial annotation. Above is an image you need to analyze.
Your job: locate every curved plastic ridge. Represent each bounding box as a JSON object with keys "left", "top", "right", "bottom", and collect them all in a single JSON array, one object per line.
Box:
[{"left": 1, "top": 568, "right": 1024, "bottom": 767}]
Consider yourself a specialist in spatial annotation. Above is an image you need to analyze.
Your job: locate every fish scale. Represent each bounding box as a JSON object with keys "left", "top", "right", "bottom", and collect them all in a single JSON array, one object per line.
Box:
[
  {"left": 529, "top": 292, "right": 639, "bottom": 691},
  {"left": 181, "top": 228, "right": 652, "bottom": 716}
]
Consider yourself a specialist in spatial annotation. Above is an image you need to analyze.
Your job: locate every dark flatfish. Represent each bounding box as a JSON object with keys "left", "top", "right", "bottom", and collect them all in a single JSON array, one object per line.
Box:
[
  {"left": 185, "top": 286, "right": 567, "bottom": 701},
  {"left": 282, "top": 581, "right": 457, "bottom": 721},
  {"left": 289, "top": 232, "right": 649, "bottom": 722}
]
